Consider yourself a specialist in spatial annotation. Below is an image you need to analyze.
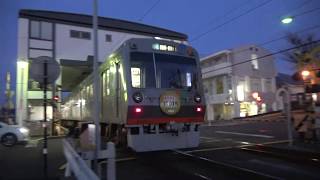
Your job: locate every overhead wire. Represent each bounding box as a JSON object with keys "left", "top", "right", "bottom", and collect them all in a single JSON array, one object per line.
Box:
[
  {"left": 200, "top": 23, "right": 320, "bottom": 58},
  {"left": 190, "top": 0, "right": 252, "bottom": 34},
  {"left": 138, "top": 0, "right": 161, "bottom": 21},
  {"left": 190, "top": 0, "right": 273, "bottom": 42},
  {"left": 110, "top": 0, "right": 161, "bottom": 53},
  {"left": 293, "top": 7, "right": 320, "bottom": 17},
  {"left": 202, "top": 39, "right": 320, "bottom": 75}
]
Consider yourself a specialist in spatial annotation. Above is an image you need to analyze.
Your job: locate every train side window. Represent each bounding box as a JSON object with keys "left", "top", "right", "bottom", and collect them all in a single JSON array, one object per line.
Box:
[{"left": 102, "top": 69, "right": 110, "bottom": 95}]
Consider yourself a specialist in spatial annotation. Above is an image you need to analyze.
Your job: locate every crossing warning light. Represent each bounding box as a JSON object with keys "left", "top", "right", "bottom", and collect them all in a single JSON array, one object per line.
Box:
[
  {"left": 53, "top": 95, "right": 59, "bottom": 101},
  {"left": 252, "top": 92, "right": 262, "bottom": 102}
]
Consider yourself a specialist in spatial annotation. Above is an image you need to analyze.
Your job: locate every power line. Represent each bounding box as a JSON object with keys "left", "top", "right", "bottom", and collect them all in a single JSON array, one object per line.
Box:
[
  {"left": 138, "top": 0, "right": 161, "bottom": 21},
  {"left": 190, "top": 0, "right": 273, "bottom": 42},
  {"left": 190, "top": 0, "right": 252, "bottom": 34},
  {"left": 293, "top": 7, "right": 320, "bottom": 17},
  {"left": 200, "top": 23, "right": 320, "bottom": 58},
  {"left": 285, "top": 0, "right": 313, "bottom": 15},
  {"left": 202, "top": 39, "right": 320, "bottom": 75},
  {"left": 110, "top": 0, "right": 161, "bottom": 54}
]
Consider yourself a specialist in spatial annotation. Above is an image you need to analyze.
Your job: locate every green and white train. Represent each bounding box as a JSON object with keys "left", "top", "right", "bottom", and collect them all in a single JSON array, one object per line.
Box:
[{"left": 61, "top": 38, "right": 205, "bottom": 152}]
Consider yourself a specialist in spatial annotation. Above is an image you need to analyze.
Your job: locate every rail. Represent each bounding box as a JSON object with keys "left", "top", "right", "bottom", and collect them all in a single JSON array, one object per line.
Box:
[{"left": 173, "top": 150, "right": 282, "bottom": 180}]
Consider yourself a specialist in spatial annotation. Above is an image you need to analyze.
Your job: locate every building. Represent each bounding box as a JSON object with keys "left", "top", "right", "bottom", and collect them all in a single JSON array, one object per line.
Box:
[
  {"left": 16, "top": 9, "right": 188, "bottom": 126},
  {"left": 201, "top": 45, "right": 277, "bottom": 121},
  {"left": 276, "top": 73, "right": 306, "bottom": 110}
]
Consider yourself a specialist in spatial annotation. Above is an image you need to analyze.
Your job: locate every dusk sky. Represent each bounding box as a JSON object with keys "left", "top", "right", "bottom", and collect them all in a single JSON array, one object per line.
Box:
[{"left": 0, "top": 0, "right": 319, "bottom": 103}]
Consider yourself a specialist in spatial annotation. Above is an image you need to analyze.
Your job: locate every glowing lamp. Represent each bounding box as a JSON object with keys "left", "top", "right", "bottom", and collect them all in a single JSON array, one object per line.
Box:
[
  {"left": 281, "top": 17, "right": 293, "bottom": 24},
  {"left": 301, "top": 70, "right": 310, "bottom": 77},
  {"left": 135, "top": 107, "right": 142, "bottom": 113},
  {"left": 252, "top": 92, "right": 259, "bottom": 99},
  {"left": 196, "top": 107, "right": 202, "bottom": 112}
]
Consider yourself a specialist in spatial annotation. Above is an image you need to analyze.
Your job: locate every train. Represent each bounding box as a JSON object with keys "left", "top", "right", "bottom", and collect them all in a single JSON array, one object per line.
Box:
[{"left": 61, "top": 38, "right": 205, "bottom": 152}]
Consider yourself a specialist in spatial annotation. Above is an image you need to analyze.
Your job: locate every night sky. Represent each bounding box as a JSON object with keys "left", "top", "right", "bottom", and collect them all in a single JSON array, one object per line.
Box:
[{"left": 0, "top": 0, "right": 319, "bottom": 104}]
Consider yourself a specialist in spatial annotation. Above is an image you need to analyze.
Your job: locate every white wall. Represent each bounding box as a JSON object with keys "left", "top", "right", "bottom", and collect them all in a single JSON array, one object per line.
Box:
[{"left": 55, "top": 24, "right": 149, "bottom": 62}]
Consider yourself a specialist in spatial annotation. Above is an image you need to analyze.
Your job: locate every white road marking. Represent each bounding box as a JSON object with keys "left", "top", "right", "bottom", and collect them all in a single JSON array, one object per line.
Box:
[
  {"left": 215, "top": 131, "right": 274, "bottom": 138},
  {"left": 184, "top": 140, "right": 290, "bottom": 153},
  {"left": 194, "top": 173, "right": 212, "bottom": 180},
  {"left": 24, "top": 138, "right": 43, "bottom": 148}
]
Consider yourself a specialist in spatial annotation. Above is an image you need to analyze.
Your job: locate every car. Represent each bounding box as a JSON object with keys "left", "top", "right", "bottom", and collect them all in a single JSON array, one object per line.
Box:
[{"left": 0, "top": 122, "right": 30, "bottom": 146}]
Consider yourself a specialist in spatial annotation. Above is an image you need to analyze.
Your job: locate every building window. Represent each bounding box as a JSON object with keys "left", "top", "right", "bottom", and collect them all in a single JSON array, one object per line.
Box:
[
  {"left": 30, "top": 21, "right": 53, "bottom": 40},
  {"left": 216, "top": 76, "right": 224, "bottom": 94},
  {"left": 250, "top": 78, "right": 261, "bottom": 92},
  {"left": 251, "top": 54, "right": 259, "bottom": 69},
  {"left": 70, "top": 30, "right": 91, "bottom": 40},
  {"left": 264, "top": 78, "right": 273, "bottom": 92},
  {"left": 106, "top": 34, "right": 112, "bottom": 42}
]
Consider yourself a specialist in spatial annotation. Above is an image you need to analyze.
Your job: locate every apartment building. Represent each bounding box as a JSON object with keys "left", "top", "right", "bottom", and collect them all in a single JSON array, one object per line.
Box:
[
  {"left": 16, "top": 9, "right": 187, "bottom": 125},
  {"left": 201, "top": 45, "right": 277, "bottom": 121}
]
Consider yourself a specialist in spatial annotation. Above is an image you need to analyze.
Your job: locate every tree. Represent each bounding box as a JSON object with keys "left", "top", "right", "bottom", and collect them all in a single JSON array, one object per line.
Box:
[{"left": 284, "top": 33, "right": 320, "bottom": 84}]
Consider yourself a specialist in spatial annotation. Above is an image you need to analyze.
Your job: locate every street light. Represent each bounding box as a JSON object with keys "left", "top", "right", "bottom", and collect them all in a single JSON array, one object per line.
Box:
[
  {"left": 301, "top": 70, "right": 310, "bottom": 78},
  {"left": 281, "top": 16, "right": 293, "bottom": 24}
]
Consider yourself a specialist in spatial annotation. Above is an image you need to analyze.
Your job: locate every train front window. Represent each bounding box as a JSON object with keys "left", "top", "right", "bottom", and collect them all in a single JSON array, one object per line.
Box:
[
  {"left": 130, "top": 52, "right": 156, "bottom": 88},
  {"left": 155, "top": 54, "right": 197, "bottom": 89},
  {"left": 130, "top": 52, "right": 197, "bottom": 89}
]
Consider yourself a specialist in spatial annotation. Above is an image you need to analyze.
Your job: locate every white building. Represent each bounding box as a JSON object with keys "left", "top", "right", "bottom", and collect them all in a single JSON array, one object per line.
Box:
[
  {"left": 16, "top": 9, "right": 188, "bottom": 126},
  {"left": 201, "top": 45, "right": 277, "bottom": 121}
]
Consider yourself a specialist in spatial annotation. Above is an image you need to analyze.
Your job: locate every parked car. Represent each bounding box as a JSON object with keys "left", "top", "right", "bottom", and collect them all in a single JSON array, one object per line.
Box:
[{"left": 0, "top": 122, "right": 29, "bottom": 146}]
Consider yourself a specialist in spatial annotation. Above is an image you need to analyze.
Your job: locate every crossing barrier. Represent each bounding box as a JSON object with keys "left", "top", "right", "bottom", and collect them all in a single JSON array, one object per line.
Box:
[{"left": 63, "top": 139, "right": 99, "bottom": 180}]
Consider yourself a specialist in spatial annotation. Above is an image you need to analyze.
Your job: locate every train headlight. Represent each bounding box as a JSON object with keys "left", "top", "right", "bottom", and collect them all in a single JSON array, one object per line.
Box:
[
  {"left": 132, "top": 92, "right": 143, "bottom": 103},
  {"left": 194, "top": 94, "right": 201, "bottom": 103}
]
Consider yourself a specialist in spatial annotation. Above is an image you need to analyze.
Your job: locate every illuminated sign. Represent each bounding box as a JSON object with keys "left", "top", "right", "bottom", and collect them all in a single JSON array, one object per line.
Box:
[{"left": 152, "top": 43, "right": 176, "bottom": 52}]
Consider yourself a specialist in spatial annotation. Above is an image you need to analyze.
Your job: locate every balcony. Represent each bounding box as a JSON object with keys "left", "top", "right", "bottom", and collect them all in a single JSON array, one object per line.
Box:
[{"left": 201, "top": 62, "right": 232, "bottom": 79}]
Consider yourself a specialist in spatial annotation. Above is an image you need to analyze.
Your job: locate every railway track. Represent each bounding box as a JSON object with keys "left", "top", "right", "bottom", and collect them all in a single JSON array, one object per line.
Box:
[
  {"left": 135, "top": 150, "right": 281, "bottom": 180},
  {"left": 239, "top": 145, "right": 320, "bottom": 167},
  {"left": 172, "top": 150, "right": 282, "bottom": 180}
]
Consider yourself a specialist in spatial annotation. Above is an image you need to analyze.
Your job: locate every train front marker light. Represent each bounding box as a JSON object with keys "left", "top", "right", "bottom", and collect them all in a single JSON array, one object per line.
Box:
[
  {"left": 196, "top": 107, "right": 202, "bottom": 112},
  {"left": 132, "top": 92, "right": 143, "bottom": 103},
  {"left": 135, "top": 107, "right": 142, "bottom": 113}
]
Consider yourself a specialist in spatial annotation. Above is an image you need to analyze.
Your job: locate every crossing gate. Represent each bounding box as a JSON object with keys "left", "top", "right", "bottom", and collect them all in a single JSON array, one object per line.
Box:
[{"left": 292, "top": 111, "right": 315, "bottom": 137}]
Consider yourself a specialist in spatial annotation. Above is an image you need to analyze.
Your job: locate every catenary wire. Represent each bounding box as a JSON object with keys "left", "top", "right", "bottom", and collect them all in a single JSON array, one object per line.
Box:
[
  {"left": 190, "top": 0, "right": 252, "bottom": 34},
  {"left": 190, "top": 0, "right": 273, "bottom": 42},
  {"left": 199, "top": 23, "right": 320, "bottom": 58},
  {"left": 138, "top": 0, "right": 161, "bottom": 21},
  {"left": 202, "top": 39, "right": 320, "bottom": 75}
]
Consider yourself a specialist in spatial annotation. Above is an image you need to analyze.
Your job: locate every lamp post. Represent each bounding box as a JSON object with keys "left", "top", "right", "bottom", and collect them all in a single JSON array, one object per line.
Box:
[{"left": 16, "top": 59, "right": 29, "bottom": 126}]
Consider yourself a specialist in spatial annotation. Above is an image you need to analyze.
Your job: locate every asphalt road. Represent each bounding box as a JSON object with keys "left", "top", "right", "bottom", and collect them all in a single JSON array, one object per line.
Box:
[
  {"left": 1, "top": 120, "right": 319, "bottom": 180},
  {"left": 0, "top": 138, "right": 65, "bottom": 180}
]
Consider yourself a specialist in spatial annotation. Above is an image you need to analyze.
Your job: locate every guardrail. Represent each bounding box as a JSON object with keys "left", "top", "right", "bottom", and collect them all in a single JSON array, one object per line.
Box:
[
  {"left": 63, "top": 139, "right": 99, "bottom": 180},
  {"left": 63, "top": 139, "right": 116, "bottom": 180}
]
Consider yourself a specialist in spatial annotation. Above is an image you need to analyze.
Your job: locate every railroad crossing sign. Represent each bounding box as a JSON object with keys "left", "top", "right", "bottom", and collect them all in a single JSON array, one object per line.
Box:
[{"left": 29, "top": 56, "right": 60, "bottom": 84}]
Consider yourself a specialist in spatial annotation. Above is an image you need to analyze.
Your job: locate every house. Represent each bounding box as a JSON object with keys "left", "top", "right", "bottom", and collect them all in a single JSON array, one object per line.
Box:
[
  {"left": 16, "top": 9, "right": 188, "bottom": 126},
  {"left": 200, "top": 45, "right": 277, "bottom": 122}
]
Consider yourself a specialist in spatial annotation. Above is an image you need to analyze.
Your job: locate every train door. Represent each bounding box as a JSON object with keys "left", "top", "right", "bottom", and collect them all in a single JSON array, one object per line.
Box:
[{"left": 101, "top": 69, "right": 110, "bottom": 123}]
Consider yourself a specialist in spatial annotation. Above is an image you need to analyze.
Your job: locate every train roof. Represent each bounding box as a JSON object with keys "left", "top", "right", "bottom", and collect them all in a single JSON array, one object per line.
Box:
[{"left": 19, "top": 9, "right": 188, "bottom": 41}]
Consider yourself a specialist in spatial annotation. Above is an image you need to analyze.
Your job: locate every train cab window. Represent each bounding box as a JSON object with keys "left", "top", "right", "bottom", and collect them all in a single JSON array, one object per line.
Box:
[
  {"left": 155, "top": 54, "right": 197, "bottom": 89},
  {"left": 130, "top": 52, "right": 156, "bottom": 88}
]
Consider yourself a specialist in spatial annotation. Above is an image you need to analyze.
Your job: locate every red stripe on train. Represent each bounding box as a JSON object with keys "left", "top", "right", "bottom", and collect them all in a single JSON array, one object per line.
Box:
[{"left": 127, "top": 116, "right": 204, "bottom": 125}]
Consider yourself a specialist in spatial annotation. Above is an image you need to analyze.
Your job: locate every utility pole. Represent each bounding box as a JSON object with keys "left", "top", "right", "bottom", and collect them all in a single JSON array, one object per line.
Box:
[
  {"left": 4, "top": 72, "right": 15, "bottom": 124},
  {"left": 93, "top": 0, "right": 101, "bottom": 171}
]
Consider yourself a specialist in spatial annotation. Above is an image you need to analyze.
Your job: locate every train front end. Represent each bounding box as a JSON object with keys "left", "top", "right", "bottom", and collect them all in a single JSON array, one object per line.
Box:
[{"left": 125, "top": 39, "right": 205, "bottom": 152}]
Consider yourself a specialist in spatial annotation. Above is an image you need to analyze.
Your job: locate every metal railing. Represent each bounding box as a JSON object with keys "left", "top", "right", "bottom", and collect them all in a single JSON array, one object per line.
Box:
[{"left": 63, "top": 139, "right": 116, "bottom": 180}]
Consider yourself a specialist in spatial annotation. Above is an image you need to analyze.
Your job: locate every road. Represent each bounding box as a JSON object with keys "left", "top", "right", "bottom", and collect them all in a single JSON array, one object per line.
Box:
[
  {"left": 0, "top": 138, "right": 65, "bottom": 180},
  {"left": 1, "top": 120, "right": 319, "bottom": 180}
]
